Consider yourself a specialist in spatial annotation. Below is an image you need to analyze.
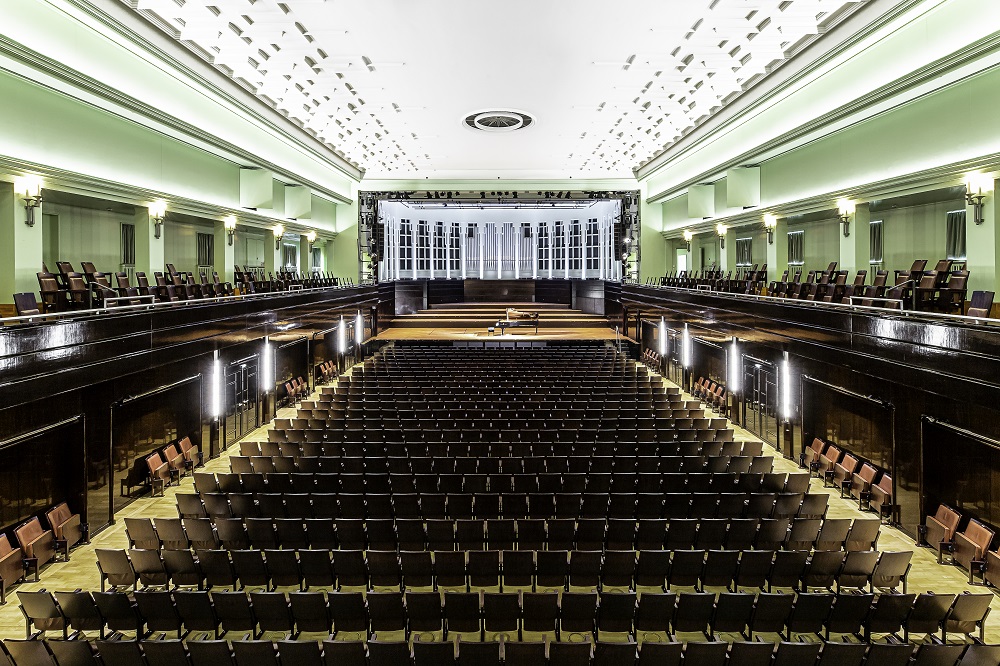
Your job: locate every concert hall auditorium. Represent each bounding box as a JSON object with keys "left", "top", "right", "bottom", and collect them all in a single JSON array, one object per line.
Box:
[{"left": 2, "top": 0, "right": 1000, "bottom": 664}]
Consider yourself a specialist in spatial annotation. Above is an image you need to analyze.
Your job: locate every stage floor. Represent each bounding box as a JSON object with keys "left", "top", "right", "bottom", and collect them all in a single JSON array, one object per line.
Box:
[{"left": 378, "top": 302, "right": 630, "bottom": 342}]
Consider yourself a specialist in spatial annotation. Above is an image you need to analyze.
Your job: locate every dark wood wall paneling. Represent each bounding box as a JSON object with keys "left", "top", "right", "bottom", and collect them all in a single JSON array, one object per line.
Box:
[
  {"left": 0, "top": 287, "right": 382, "bottom": 536},
  {"left": 466, "top": 279, "right": 537, "bottom": 303},
  {"left": 427, "top": 280, "right": 465, "bottom": 305},
  {"left": 573, "top": 280, "right": 605, "bottom": 315},
  {"left": 619, "top": 284, "right": 1000, "bottom": 537}
]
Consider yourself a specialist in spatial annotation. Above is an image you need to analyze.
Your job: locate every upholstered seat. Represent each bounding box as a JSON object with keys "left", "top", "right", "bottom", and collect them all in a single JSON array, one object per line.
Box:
[
  {"left": 833, "top": 454, "right": 858, "bottom": 488},
  {"left": 818, "top": 445, "right": 842, "bottom": 476},
  {"left": 954, "top": 519, "right": 995, "bottom": 575},
  {"left": 0, "top": 535, "right": 25, "bottom": 604},
  {"left": 850, "top": 463, "right": 878, "bottom": 501},
  {"left": 14, "top": 517, "right": 55, "bottom": 568},
  {"left": 925, "top": 505, "right": 961, "bottom": 554},
  {"left": 45, "top": 502, "right": 84, "bottom": 549}
]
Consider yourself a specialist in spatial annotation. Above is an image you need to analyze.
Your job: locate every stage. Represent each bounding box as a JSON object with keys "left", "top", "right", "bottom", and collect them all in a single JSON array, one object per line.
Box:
[{"left": 375, "top": 302, "right": 632, "bottom": 342}]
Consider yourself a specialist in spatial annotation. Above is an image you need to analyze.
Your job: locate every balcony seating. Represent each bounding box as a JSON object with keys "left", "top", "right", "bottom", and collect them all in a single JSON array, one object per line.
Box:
[
  {"left": 14, "top": 517, "right": 55, "bottom": 569},
  {"left": 135, "top": 271, "right": 154, "bottom": 298},
  {"left": 934, "top": 270, "right": 969, "bottom": 314},
  {"left": 894, "top": 259, "right": 928, "bottom": 286},
  {"left": 0, "top": 535, "right": 25, "bottom": 604},
  {"left": 35, "top": 273, "right": 65, "bottom": 313},
  {"left": 856, "top": 271, "right": 888, "bottom": 306},
  {"left": 953, "top": 519, "right": 995, "bottom": 580},
  {"left": 12, "top": 293, "right": 41, "bottom": 317},
  {"left": 967, "top": 290, "right": 994, "bottom": 318},
  {"left": 153, "top": 272, "right": 180, "bottom": 303},
  {"left": 924, "top": 505, "right": 961, "bottom": 554},
  {"left": 767, "top": 270, "right": 789, "bottom": 297},
  {"left": 44, "top": 502, "right": 84, "bottom": 550}
]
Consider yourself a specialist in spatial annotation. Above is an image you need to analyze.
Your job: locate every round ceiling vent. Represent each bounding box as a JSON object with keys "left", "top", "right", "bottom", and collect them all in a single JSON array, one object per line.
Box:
[{"left": 464, "top": 110, "right": 534, "bottom": 133}]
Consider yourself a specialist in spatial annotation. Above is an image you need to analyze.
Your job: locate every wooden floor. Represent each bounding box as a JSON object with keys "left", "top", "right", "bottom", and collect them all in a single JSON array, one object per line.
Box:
[
  {"left": 0, "top": 359, "right": 997, "bottom": 644},
  {"left": 378, "top": 302, "right": 628, "bottom": 342}
]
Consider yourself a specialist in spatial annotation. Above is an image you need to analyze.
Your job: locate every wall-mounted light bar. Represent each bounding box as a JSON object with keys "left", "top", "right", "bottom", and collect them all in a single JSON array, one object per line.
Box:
[
  {"left": 780, "top": 351, "right": 792, "bottom": 421},
  {"left": 729, "top": 338, "right": 740, "bottom": 394},
  {"left": 682, "top": 324, "right": 692, "bottom": 369}
]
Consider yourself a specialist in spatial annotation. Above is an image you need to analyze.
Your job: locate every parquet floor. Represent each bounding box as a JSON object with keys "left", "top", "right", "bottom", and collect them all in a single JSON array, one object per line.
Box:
[{"left": 0, "top": 356, "right": 996, "bottom": 644}]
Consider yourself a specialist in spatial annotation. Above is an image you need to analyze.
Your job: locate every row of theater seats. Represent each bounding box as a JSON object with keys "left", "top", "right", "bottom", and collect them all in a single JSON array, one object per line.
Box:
[
  {"left": 0, "top": 503, "right": 85, "bottom": 602},
  {"left": 130, "top": 515, "right": 880, "bottom": 554},
  {"left": 234, "top": 266, "right": 345, "bottom": 294},
  {"left": 178, "top": 492, "right": 828, "bottom": 522},
  {"left": 264, "top": 427, "right": 735, "bottom": 445},
  {"left": 22, "top": 587, "right": 993, "bottom": 645},
  {"left": 657, "top": 265, "right": 768, "bottom": 295},
  {"left": 95, "top": 546, "right": 904, "bottom": 596},
  {"left": 691, "top": 378, "right": 726, "bottom": 415},
  {"left": 217, "top": 463, "right": 784, "bottom": 490},
  {"left": 7, "top": 635, "right": 1000, "bottom": 666},
  {"left": 253, "top": 437, "right": 748, "bottom": 455},
  {"left": 924, "top": 505, "right": 998, "bottom": 586}
]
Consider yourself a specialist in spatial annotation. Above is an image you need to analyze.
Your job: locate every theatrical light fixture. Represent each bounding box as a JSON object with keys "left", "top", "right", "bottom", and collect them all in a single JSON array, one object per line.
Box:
[
  {"left": 224, "top": 215, "right": 237, "bottom": 246},
  {"left": 965, "top": 173, "right": 993, "bottom": 225},
  {"left": 149, "top": 200, "right": 167, "bottom": 239},
  {"left": 837, "top": 199, "right": 856, "bottom": 237},
  {"left": 683, "top": 229, "right": 694, "bottom": 252},
  {"left": 16, "top": 176, "right": 43, "bottom": 227},
  {"left": 272, "top": 223, "right": 285, "bottom": 250},
  {"left": 716, "top": 223, "right": 728, "bottom": 249},
  {"left": 763, "top": 214, "right": 778, "bottom": 245}
]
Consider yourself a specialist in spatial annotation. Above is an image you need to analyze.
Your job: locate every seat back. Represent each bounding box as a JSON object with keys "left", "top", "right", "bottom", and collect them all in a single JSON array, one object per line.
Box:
[
  {"left": 13, "top": 293, "right": 40, "bottom": 316},
  {"left": 961, "top": 520, "right": 995, "bottom": 553}
]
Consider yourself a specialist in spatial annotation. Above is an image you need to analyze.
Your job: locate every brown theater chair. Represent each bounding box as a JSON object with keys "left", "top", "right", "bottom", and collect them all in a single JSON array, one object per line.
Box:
[
  {"left": 924, "top": 505, "right": 961, "bottom": 561},
  {"left": 966, "top": 290, "right": 994, "bottom": 318},
  {"left": 146, "top": 452, "right": 173, "bottom": 491},
  {"left": 802, "top": 438, "right": 825, "bottom": 471},
  {"left": 13, "top": 293, "right": 41, "bottom": 317},
  {"left": 178, "top": 437, "right": 202, "bottom": 468},
  {"left": 162, "top": 443, "right": 186, "bottom": 476},
  {"left": 850, "top": 463, "right": 878, "bottom": 502},
  {"left": 818, "top": 444, "right": 842, "bottom": 479},
  {"left": 870, "top": 473, "right": 893, "bottom": 515},
  {"left": 833, "top": 453, "right": 859, "bottom": 493},
  {"left": 45, "top": 502, "right": 84, "bottom": 551},
  {"left": 0, "top": 535, "right": 25, "bottom": 604},
  {"left": 14, "top": 517, "right": 56, "bottom": 570},
  {"left": 954, "top": 519, "right": 995, "bottom": 581}
]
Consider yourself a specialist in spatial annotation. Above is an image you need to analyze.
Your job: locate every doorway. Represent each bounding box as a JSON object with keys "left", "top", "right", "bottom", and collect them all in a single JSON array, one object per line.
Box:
[
  {"left": 224, "top": 356, "right": 260, "bottom": 448},
  {"left": 742, "top": 356, "right": 778, "bottom": 446}
]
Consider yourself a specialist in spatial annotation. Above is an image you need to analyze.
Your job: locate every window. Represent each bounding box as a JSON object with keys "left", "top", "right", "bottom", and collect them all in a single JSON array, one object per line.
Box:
[
  {"left": 432, "top": 221, "right": 446, "bottom": 270},
  {"left": 586, "top": 219, "right": 600, "bottom": 270},
  {"left": 569, "top": 220, "right": 583, "bottom": 270},
  {"left": 399, "top": 219, "right": 413, "bottom": 271},
  {"left": 735, "top": 237, "right": 752, "bottom": 266},
  {"left": 553, "top": 221, "right": 566, "bottom": 270},
  {"left": 311, "top": 246, "right": 322, "bottom": 271},
  {"left": 120, "top": 223, "right": 135, "bottom": 268},
  {"left": 869, "top": 220, "right": 883, "bottom": 265},
  {"left": 946, "top": 210, "right": 967, "bottom": 261},
  {"left": 416, "top": 221, "right": 430, "bottom": 271},
  {"left": 537, "top": 224, "right": 550, "bottom": 271},
  {"left": 197, "top": 232, "right": 214, "bottom": 268},
  {"left": 282, "top": 243, "right": 297, "bottom": 270},
  {"left": 787, "top": 231, "right": 804, "bottom": 266},
  {"left": 449, "top": 223, "right": 460, "bottom": 271}
]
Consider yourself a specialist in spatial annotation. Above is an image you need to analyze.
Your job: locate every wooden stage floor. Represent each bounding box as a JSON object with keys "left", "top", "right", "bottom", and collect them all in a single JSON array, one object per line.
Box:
[{"left": 377, "top": 301, "right": 630, "bottom": 342}]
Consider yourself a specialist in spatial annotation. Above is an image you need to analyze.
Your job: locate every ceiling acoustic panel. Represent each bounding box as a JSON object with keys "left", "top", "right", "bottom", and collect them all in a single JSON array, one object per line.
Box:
[{"left": 122, "top": 0, "right": 871, "bottom": 178}]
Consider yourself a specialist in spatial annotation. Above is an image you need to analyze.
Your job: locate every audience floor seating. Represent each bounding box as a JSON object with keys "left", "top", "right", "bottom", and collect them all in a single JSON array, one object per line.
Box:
[{"left": 0, "top": 343, "right": 997, "bottom": 662}]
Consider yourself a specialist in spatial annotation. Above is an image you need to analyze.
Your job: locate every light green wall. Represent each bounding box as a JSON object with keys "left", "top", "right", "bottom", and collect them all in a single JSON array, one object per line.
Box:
[
  {"left": 43, "top": 203, "right": 127, "bottom": 274},
  {"left": 639, "top": 192, "right": 665, "bottom": 280},
  {"left": 786, "top": 218, "right": 840, "bottom": 274},
  {"left": 877, "top": 200, "right": 960, "bottom": 271},
  {"left": 163, "top": 219, "right": 213, "bottom": 275},
  {"left": 333, "top": 192, "right": 360, "bottom": 281}
]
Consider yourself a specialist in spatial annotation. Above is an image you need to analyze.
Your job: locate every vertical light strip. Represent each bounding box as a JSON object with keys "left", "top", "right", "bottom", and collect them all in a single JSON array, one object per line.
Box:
[
  {"left": 261, "top": 337, "right": 272, "bottom": 392},
  {"left": 338, "top": 316, "right": 346, "bottom": 354},
  {"left": 211, "top": 350, "right": 222, "bottom": 419},
  {"left": 781, "top": 351, "right": 792, "bottom": 420},
  {"left": 461, "top": 223, "right": 467, "bottom": 280},
  {"left": 355, "top": 310, "right": 364, "bottom": 348},
  {"left": 479, "top": 223, "right": 485, "bottom": 279},
  {"left": 729, "top": 337, "right": 740, "bottom": 394},
  {"left": 682, "top": 324, "right": 692, "bottom": 368},
  {"left": 659, "top": 317, "right": 666, "bottom": 356}
]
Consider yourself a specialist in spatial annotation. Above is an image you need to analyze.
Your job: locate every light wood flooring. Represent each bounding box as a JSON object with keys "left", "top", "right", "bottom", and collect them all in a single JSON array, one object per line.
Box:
[{"left": 0, "top": 358, "right": 997, "bottom": 644}]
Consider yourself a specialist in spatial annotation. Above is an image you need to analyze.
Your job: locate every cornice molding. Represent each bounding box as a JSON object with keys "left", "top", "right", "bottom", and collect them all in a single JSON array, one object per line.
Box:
[
  {"left": 0, "top": 154, "right": 337, "bottom": 239},
  {"left": 660, "top": 152, "right": 1000, "bottom": 240},
  {"left": 647, "top": 31, "right": 1000, "bottom": 206},
  {"left": 636, "top": 0, "right": 923, "bottom": 182}
]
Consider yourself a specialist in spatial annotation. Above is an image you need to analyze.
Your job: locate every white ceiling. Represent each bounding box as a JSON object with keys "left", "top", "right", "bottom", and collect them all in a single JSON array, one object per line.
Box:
[{"left": 127, "top": 0, "right": 869, "bottom": 180}]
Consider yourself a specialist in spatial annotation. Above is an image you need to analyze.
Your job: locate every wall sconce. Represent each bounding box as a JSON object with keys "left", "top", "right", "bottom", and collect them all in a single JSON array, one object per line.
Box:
[
  {"left": 272, "top": 223, "right": 285, "bottom": 250},
  {"left": 682, "top": 229, "right": 693, "bottom": 252},
  {"left": 224, "top": 215, "right": 237, "bottom": 246},
  {"left": 16, "top": 176, "right": 43, "bottom": 227},
  {"left": 149, "top": 200, "right": 167, "bottom": 239},
  {"left": 837, "top": 198, "right": 855, "bottom": 237},
  {"left": 306, "top": 230, "right": 317, "bottom": 250},
  {"left": 763, "top": 213, "right": 778, "bottom": 245},
  {"left": 716, "top": 223, "right": 728, "bottom": 249},
  {"left": 965, "top": 173, "right": 993, "bottom": 225}
]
